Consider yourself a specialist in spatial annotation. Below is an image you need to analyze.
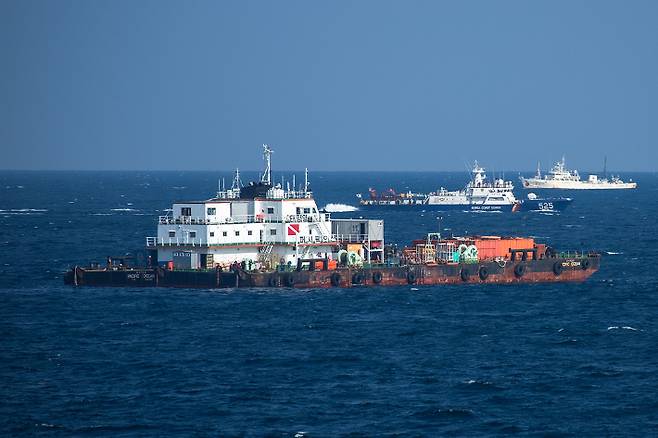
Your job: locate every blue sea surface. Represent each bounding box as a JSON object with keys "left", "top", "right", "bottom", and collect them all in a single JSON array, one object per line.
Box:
[{"left": 2, "top": 170, "right": 658, "bottom": 436}]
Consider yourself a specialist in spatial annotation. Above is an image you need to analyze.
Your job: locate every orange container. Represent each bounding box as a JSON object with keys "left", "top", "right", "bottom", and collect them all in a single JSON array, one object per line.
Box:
[
  {"left": 314, "top": 261, "right": 325, "bottom": 270},
  {"left": 328, "top": 259, "right": 337, "bottom": 270}
]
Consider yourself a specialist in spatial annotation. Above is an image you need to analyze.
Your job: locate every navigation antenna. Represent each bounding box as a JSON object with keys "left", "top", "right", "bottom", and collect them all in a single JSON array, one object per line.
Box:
[
  {"left": 304, "top": 167, "right": 309, "bottom": 193},
  {"left": 261, "top": 144, "right": 273, "bottom": 185},
  {"left": 603, "top": 156, "right": 607, "bottom": 178},
  {"left": 231, "top": 168, "right": 243, "bottom": 189}
]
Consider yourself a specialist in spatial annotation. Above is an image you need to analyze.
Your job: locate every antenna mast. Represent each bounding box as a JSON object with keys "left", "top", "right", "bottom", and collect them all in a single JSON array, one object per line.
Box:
[
  {"left": 304, "top": 167, "right": 309, "bottom": 193},
  {"left": 603, "top": 156, "right": 607, "bottom": 178},
  {"left": 231, "top": 168, "right": 243, "bottom": 190},
  {"left": 261, "top": 144, "right": 273, "bottom": 185}
]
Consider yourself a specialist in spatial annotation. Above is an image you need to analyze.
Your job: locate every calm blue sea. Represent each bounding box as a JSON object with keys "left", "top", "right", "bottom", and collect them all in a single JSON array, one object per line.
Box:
[{"left": 2, "top": 170, "right": 658, "bottom": 436}]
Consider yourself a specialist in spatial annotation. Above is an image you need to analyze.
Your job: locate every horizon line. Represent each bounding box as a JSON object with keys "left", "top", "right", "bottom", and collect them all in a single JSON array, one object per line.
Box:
[{"left": 0, "top": 168, "right": 655, "bottom": 173}]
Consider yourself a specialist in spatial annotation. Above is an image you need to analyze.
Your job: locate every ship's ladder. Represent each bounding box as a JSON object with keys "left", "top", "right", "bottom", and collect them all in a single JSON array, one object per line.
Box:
[{"left": 260, "top": 244, "right": 274, "bottom": 256}]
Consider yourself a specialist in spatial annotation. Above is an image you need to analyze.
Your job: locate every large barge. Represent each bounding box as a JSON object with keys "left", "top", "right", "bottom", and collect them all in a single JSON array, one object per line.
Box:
[{"left": 64, "top": 146, "right": 600, "bottom": 289}]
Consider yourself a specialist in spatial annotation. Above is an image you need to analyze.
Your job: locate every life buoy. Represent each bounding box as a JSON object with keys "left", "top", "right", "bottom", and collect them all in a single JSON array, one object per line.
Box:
[
  {"left": 268, "top": 276, "right": 278, "bottom": 287},
  {"left": 330, "top": 272, "right": 341, "bottom": 287},
  {"left": 352, "top": 273, "right": 363, "bottom": 285},
  {"left": 461, "top": 268, "right": 470, "bottom": 282},
  {"left": 553, "top": 261, "right": 563, "bottom": 276},
  {"left": 514, "top": 263, "right": 526, "bottom": 278},
  {"left": 478, "top": 266, "right": 489, "bottom": 281},
  {"left": 372, "top": 271, "right": 383, "bottom": 284},
  {"left": 407, "top": 271, "right": 417, "bottom": 284},
  {"left": 581, "top": 258, "right": 591, "bottom": 270},
  {"left": 284, "top": 274, "right": 295, "bottom": 287}
]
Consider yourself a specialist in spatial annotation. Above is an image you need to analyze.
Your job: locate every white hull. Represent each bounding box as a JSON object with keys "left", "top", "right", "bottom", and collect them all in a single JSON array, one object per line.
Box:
[{"left": 521, "top": 179, "right": 637, "bottom": 190}]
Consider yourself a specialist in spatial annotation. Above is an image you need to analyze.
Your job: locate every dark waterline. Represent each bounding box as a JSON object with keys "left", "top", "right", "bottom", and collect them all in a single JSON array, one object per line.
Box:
[{"left": 2, "top": 171, "right": 657, "bottom": 435}]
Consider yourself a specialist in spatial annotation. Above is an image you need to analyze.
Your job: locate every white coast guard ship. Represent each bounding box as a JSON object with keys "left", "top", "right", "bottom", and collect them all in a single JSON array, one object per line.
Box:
[
  {"left": 520, "top": 157, "right": 637, "bottom": 190},
  {"left": 147, "top": 145, "right": 383, "bottom": 270},
  {"left": 359, "top": 162, "right": 517, "bottom": 211}
]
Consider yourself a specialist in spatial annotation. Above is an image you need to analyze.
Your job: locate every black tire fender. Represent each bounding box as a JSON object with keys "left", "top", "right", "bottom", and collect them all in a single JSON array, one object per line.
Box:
[
  {"left": 268, "top": 276, "right": 279, "bottom": 287},
  {"left": 352, "top": 273, "right": 363, "bottom": 285},
  {"left": 372, "top": 271, "right": 383, "bottom": 284},
  {"left": 581, "top": 258, "right": 591, "bottom": 270},
  {"left": 553, "top": 261, "right": 564, "bottom": 276},
  {"left": 514, "top": 263, "right": 526, "bottom": 278},
  {"left": 284, "top": 274, "right": 295, "bottom": 287},
  {"left": 461, "top": 268, "right": 470, "bottom": 282},
  {"left": 478, "top": 266, "right": 489, "bottom": 281},
  {"left": 330, "top": 272, "right": 341, "bottom": 287},
  {"left": 407, "top": 271, "right": 417, "bottom": 284}
]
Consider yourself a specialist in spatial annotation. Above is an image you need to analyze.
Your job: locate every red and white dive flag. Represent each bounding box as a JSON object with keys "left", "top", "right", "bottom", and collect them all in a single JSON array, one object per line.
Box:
[{"left": 287, "top": 223, "right": 300, "bottom": 236}]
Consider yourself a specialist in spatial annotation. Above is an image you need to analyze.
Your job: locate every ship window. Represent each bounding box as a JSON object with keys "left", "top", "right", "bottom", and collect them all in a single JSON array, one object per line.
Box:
[
  {"left": 189, "top": 231, "right": 196, "bottom": 238},
  {"left": 207, "top": 207, "right": 216, "bottom": 215},
  {"left": 222, "top": 231, "right": 227, "bottom": 237},
  {"left": 270, "top": 229, "right": 277, "bottom": 236},
  {"left": 235, "top": 231, "right": 240, "bottom": 236},
  {"left": 296, "top": 207, "right": 301, "bottom": 214},
  {"left": 210, "top": 232, "right": 214, "bottom": 237},
  {"left": 181, "top": 207, "right": 192, "bottom": 216},
  {"left": 248, "top": 230, "right": 253, "bottom": 236},
  {"left": 169, "top": 231, "right": 176, "bottom": 237},
  {"left": 303, "top": 207, "right": 311, "bottom": 214},
  {"left": 267, "top": 207, "right": 274, "bottom": 214}
]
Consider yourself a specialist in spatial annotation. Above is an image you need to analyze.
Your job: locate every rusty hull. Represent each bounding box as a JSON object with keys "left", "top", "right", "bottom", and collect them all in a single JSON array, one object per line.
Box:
[{"left": 65, "top": 255, "right": 600, "bottom": 288}]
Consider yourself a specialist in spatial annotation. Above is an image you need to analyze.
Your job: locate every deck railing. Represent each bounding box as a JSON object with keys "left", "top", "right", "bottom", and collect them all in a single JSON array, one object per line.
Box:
[
  {"left": 158, "top": 213, "right": 331, "bottom": 226},
  {"left": 145, "top": 232, "right": 373, "bottom": 248}
]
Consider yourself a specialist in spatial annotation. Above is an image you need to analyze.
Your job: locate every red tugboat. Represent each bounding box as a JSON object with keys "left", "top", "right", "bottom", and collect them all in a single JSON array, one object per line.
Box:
[{"left": 64, "top": 146, "right": 600, "bottom": 288}]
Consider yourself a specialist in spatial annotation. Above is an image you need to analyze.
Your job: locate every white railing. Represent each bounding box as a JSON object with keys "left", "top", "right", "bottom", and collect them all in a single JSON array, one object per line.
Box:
[
  {"left": 333, "top": 233, "right": 370, "bottom": 243},
  {"left": 146, "top": 233, "right": 359, "bottom": 248},
  {"left": 158, "top": 213, "right": 330, "bottom": 226}
]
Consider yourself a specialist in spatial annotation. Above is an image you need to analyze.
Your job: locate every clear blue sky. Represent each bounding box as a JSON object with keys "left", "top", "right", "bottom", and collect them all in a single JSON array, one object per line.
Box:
[{"left": 1, "top": 0, "right": 656, "bottom": 171}]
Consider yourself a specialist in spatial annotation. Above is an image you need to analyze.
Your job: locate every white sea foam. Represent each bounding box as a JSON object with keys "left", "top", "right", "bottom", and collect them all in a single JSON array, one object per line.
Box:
[
  {"left": 607, "top": 326, "right": 640, "bottom": 331},
  {"left": 111, "top": 208, "right": 138, "bottom": 212},
  {"left": 605, "top": 251, "right": 623, "bottom": 255},
  {"left": 410, "top": 287, "right": 419, "bottom": 291},
  {"left": 323, "top": 203, "right": 358, "bottom": 213}
]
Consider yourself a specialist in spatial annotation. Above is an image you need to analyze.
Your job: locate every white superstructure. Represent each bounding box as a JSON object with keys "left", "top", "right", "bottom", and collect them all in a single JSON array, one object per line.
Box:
[
  {"left": 146, "top": 145, "right": 383, "bottom": 270},
  {"left": 520, "top": 157, "right": 637, "bottom": 190},
  {"left": 425, "top": 162, "right": 517, "bottom": 209}
]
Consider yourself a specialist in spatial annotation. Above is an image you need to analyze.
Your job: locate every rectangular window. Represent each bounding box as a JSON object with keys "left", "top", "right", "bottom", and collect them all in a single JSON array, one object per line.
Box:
[
  {"left": 210, "top": 232, "right": 214, "bottom": 237},
  {"left": 267, "top": 207, "right": 274, "bottom": 214},
  {"left": 303, "top": 207, "right": 311, "bottom": 214},
  {"left": 270, "top": 229, "right": 277, "bottom": 236},
  {"left": 235, "top": 231, "right": 240, "bottom": 236},
  {"left": 222, "top": 231, "right": 227, "bottom": 237},
  {"left": 169, "top": 231, "right": 176, "bottom": 238},
  {"left": 181, "top": 207, "right": 192, "bottom": 216},
  {"left": 296, "top": 207, "right": 301, "bottom": 214},
  {"left": 207, "top": 207, "right": 216, "bottom": 215},
  {"left": 189, "top": 231, "right": 196, "bottom": 238},
  {"left": 248, "top": 230, "right": 253, "bottom": 236}
]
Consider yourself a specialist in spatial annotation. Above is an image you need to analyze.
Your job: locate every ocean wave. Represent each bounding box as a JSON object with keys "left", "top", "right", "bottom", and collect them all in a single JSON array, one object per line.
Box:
[
  {"left": 607, "top": 326, "right": 640, "bottom": 331},
  {"left": 322, "top": 203, "right": 358, "bottom": 213},
  {"left": 0, "top": 208, "right": 48, "bottom": 212},
  {"left": 111, "top": 208, "right": 139, "bottom": 212},
  {"left": 605, "top": 251, "right": 623, "bottom": 255}
]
